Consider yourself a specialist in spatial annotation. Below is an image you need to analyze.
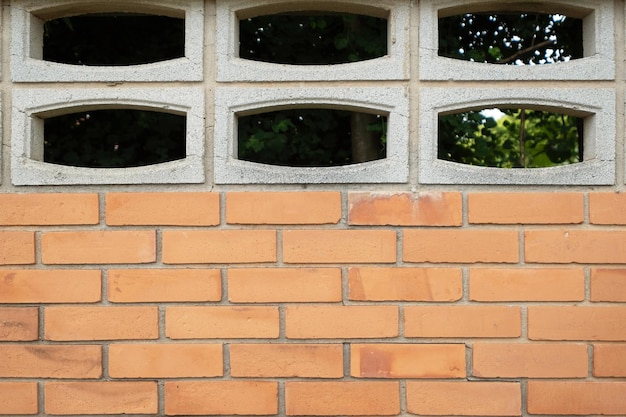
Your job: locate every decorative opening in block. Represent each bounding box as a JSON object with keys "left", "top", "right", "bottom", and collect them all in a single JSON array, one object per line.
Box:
[
  {"left": 439, "top": 11, "right": 583, "bottom": 65},
  {"left": 43, "top": 13, "right": 185, "bottom": 66},
  {"left": 438, "top": 108, "right": 583, "bottom": 168},
  {"left": 43, "top": 109, "right": 186, "bottom": 168},
  {"left": 238, "top": 108, "right": 387, "bottom": 167},
  {"left": 239, "top": 12, "right": 387, "bottom": 65}
]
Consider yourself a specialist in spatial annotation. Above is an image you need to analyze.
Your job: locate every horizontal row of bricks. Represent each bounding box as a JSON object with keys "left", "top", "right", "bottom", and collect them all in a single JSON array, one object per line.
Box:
[
  {"left": 3, "top": 305, "right": 626, "bottom": 340},
  {"left": 3, "top": 380, "right": 626, "bottom": 415},
  {"left": 0, "top": 191, "right": 624, "bottom": 226},
  {"left": 0, "top": 267, "right": 625, "bottom": 303},
  {"left": 6, "top": 228, "right": 626, "bottom": 264}
]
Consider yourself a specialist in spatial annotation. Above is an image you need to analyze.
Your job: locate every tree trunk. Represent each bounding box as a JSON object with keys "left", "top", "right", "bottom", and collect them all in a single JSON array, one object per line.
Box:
[{"left": 351, "top": 113, "right": 380, "bottom": 163}]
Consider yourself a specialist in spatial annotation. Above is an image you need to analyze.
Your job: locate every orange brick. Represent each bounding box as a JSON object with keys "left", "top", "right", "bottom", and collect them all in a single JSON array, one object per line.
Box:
[
  {"left": 349, "top": 267, "right": 462, "bottom": 301},
  {"left": 42, "top": 231, "right": 155, "bottom": 264},
  {"left": 227, "top": 191, "right": 341, "bottom": 224},
  {"left": 0, "top": 345, "right": 101, "bottom": 378},
  {"left": 0, "top": 193, "right": 99, "bottom": 226},
  {"left": 473, "top": 343, "right": 587, "bottom": 378},
  {"left": 0, "top": 382, "right": 38, "bottom": 415},
  {"left": 348, "top": 192, "right": 462, "bottom": 226},
  {"left": 286, "top": 381, "right": 399, "bottom": 416},
  {"left": 590, "top": 192, "right": 626, "bottom": 224},
  {"left": 407, "top": 381, "right": 521, "bottom": 416},
  {"left": 228, "top": 268, "right": 341, "bottom": 303},
  {"left": 468, "top": 192, "right": 583, "bottom": 224},
  {"left": 590, "top": 269, "right": 626, "bottom": 302},
  {"left": 525, "top": 230, "right": 626, "bottom": 263},
  {"left": 528, "top": 381, "right": 626, "bottom": 415},
  {"left": 162, "top": 230, "right": 276, "bottom": 264},
  {"left": 0, "top": 307, "right": 38, "bottom": 341},
  {"left": 405, "top": 306, "right": 521, "bottom": 338},
  {"left": 351, "top": 344, "right": 465, "bottom": 378},
  {"left": 0, "top": 231, "right": 35, "bottom": 265},
  {"left": 231, "top": 343, "right": 343, "bottom": 378},
  {"left": 286, "top": 305, "right": 398, "bottom": 339},
  {"left": 166, "top": 306, "right": 279, "bottom": 339},
  {"left": 165, "top": 381, "right": 278, "bottom": 415},
  {"left": 45, "top": 306, "right": 158, "bottom": 341},
  {"left": 108, "top": 269, "right": 221, "bottom": 302},
  {"left": 594, "top": 344, "right": 626, "bottom": 377},
  {"left": 106, "top": 192, "right": 219, "bottom": 226},
  {"left": 403, "top": 230, "right": 519, "bottom": 263},
  {"left": 45, "top": 382, "right": 157, "bottom": 415},
  {"left": 109, "top": 343, "right": 222, "bottom": 378},
  {"left": 0, "top": 269, "right": 101, "bottom": 303},
  {"left": 283, "top": 230, "right": 396, "bottom": 264},
  {"left": 529, "top": 306, "right": 626, "bottom": 341},
  {"left": 469, "top": 268, "right": 584, "bottom": 301}
]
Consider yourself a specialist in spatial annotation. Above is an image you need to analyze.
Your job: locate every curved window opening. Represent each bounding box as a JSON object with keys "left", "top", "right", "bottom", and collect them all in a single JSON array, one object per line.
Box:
[
  {"left": 43, "top": 13, "right": 185, "bottom": 65},
  {"left": 43, "top": 109, "right": 186, "bottom": 168},
  {"left": 239, "top": 13, "right": 387, "bottom": 64},
  {"left": 438, "top": 108, "right": 582, "bottom": 168},
  {"left": 438, "top": 12, "right": 583, "bottom": 65},
  {"left": 238, "top": 108, "right": 387, "bottom": 167}
]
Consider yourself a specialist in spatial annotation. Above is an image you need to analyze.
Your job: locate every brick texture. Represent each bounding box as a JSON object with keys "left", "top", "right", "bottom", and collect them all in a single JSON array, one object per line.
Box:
[
  {"left": 525, "top": 230, "right": 626, "bottom": 263},
  {"left": 528, "top": 306, "right": 626, "bottom": 341},
  {"left": 349, "top": 267, "right": 462, "bottom": 301},
  {"left": 0, "top": 269, "right": 101, "bottom": 303},
  {"left": 593, "top": 344, "right": 626, "bottom": 377},
  {"left": 0, "top": 231, "right": 35, "bottom": 265},
  {"left": 527, "top": 381, "right": 626, "bottom": 415},
  {"left": 348, "top": 191, "right": 462, "bottom": 226},
  {"left": 0, "top": 193, "right": 99, "bottom": 225},
  {"left": 0, "top": 307, "right": 38, "bottom": 341},
  {"left": 0, "top": 345, "right": 101, "bottom": 378},
  {"left": 407, "top": 381, "right": 521, "bottom": 416},
  {"left": 285, "top": 382, "right": 400, "bottom": 416},
  {"left": 227, "top": 191, "right": 341, "bottom": 224},
  {"left": 108, "top": 268, "right": 221, "bottom": 302},
  {"left": 468, "top": 192, "right": 583, "bottom": 224},
  {"left": 106, "top": 192, "right": 219, "bottom": 225},
  {"left": 590, "top": 192, "right": 626, "bottom": 224},
  {"left": 0, "top": 382, "right": 38, "bottom": 415},
  {"left": 590, "top": 268, "right": 626, "bottom": 301},
  {"left": 351, "top": 344, "right": 465, "bottom": 378}
]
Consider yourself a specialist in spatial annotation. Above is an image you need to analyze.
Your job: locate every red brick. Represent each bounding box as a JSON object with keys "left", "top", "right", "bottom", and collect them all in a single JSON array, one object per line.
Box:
[
  {"left": 525, "top": 230, "right": 626, "bottom": 263},
  {"left": 473, "top": 343, "right": 587, "bottom": 378},
  {"left": 42, "top": 231, "right": 155, "bottom": 264},
  {"left": 230, "top": 343, "right": 343, "bottom": 377},
  {"left": 283, "top": 230, "right": 396, "bottom": 263},
  {"left": 403, "top": 229, "right": 519, "bottom": 263},
  {"left": 590, "top": 269, "right": 626, "bottom": 302},
  {"left": 227, "top": 191, "right": 341, "bottom": 224},
  {"left": 108, "top": 269, "right": 221, "bottom": 303},
  {"left": 109, "top": 343, "right": 222, "bottom": 378},
  {"left": 469, "top": 192, "right": 583, "bottom": 224},
  {"left": 286, "top": 381, "right": 399, "bottom": 416},
  {"left": 0, "top": 232, "right": 35, "bottom": 265},
  {"left": 0, "top": 193, "right": 99, "bottom": 225},
  {"left": 405, "top": 306, "right": 521, "bottom": 338},
  {"left": 228, "top": 268, "right": 341, "bottom": 303},
  {"left": 0, "top": 345, "right": 101, "bottom": 378},
  {"left": 407, "top": 381, "right": 521, "bottom": 416},
  {"left": 0, "top": 382, "right": 37, "bottom": 415},
  {"left": 594, "top": 344, "right": 626, "bottom": 377},
  {"left": 286, "top": 305, "right": 398, "bottom": 339},
  {"left": 162, "top": 230, "right": 276, "bottom": 264},
  {"left": 529, "top": 306, "right": 626, "bottom": 341},
  {"left": 528, "top": 381, "right": 626, "bottom": 415},
  {"left": 0, "top": 269, "right": 101, "bottom": 303},
  {"left": 0, "top": 307, "right": 38, "bottom": 341},
  {"left": 165, "top": 381, "right": 277, "bottom": 415},
  {"left": 351, "top": 344, "right": 465, "bottom": 378},
  {"left": 45, "top": 382, "right": 157, "bottom": 415},
  {"left": 469, "top": 268, "right": 584, "bottom": 301},
  {"left": 166, "top": 306, "right": 279, "bottom": 339},
  {"left": 590, "top": 192, "right": 626, "bottom": 224},
  {"left": 45, "top": 306, "right": 158, "bottom": 341},
  {"left": 348, "top": 192, "right": 462, "bottom": 226},
  {"left": 106, "top": 192, "right": 219, "bottom": 226},
  {"left": 349, "top": 267, "right": 462, "bottom": 301}
]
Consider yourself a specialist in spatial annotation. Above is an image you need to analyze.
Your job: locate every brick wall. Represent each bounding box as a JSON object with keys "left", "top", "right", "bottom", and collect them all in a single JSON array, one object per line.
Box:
[{"left": 1, "top": 191, "right": 626, "bottom": 415}]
